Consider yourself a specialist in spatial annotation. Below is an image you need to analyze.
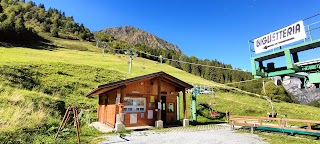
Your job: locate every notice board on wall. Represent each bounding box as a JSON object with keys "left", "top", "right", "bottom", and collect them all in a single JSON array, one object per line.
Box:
[
  {"left": 147, "top": 110, "right": 153, "bottom": 119},
  {"left": 130, "top": 113, "right": 137, "bottom": 124},
  {"left": 150, "top": 96, "right": 155, "bottom": 102}
]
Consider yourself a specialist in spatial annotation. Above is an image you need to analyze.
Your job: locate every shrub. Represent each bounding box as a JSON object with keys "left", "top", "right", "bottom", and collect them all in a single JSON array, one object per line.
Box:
[
  {"left": 263, "top": 81, "right": 292, "bottom": 102},
  {"left": 0, "top": 65, "right": 40, "bottom": 90},
  {"left": 309, "top": 101, "right": 320, "bottom": 108}
]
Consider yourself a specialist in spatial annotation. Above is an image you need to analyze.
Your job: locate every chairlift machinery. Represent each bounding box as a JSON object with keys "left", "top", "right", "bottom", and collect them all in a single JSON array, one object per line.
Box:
[
  {"left": 249, "top": 15, "right": 320, "bottom": 88},
  {"left": 190, "top": 84, "right": 218, "bottom": 122}
]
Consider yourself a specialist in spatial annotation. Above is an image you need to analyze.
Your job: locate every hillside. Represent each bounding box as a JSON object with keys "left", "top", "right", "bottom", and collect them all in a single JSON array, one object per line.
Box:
[
  {"left": 0, "top": 0, "right": 253, "bottom": 85},
  {"left": 1, "top": 38, "right": 320, "bottom": 143},
  {"left": 100, "top": 26, "right": 181, "bottom": 52},
  {"left": 0, "top": 0, "right": 92, "bottom": 44}
]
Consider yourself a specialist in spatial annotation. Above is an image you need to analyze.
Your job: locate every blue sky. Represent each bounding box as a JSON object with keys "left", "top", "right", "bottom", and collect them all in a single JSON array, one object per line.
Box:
[{"left": 30, "top": 0, "right": 320, "bottom": 71}]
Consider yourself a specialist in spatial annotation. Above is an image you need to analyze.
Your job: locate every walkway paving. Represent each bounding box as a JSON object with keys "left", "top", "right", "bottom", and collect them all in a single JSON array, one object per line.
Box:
[
  {"left": 89, "top": 122, "right": 114, "bottom": 133},
  {"left": 153, "top": 124, "right": 227, "bottom": 132},
  {"left": 99, "top": 124, "right": 268, "bottom": 144}
]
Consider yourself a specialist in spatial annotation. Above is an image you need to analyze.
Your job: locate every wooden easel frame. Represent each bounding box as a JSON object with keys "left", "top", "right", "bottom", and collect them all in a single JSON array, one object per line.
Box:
[{"left": 54, "top": 106, "right": 80, "bottom": 144}]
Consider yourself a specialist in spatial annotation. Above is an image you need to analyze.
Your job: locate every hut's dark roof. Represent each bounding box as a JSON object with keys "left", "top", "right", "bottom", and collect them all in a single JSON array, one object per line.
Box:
[{"left": 86, "top": 71, "right": 193, "bottom": 97}]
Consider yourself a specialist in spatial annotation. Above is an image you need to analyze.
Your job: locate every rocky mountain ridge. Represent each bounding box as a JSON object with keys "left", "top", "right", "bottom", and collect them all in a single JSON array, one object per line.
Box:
[{"left": 99, "top": 26, "right": 181, "bottom": 52}]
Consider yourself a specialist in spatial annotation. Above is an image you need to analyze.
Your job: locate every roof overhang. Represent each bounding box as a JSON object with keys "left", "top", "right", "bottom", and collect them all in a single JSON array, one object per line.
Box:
[{"left": 86, "top": 71, "right": 193, "bottom": 97}]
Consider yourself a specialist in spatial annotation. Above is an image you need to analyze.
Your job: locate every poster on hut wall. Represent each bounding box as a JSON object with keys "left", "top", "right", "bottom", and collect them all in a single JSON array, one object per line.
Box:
[
  {"left": 168, "top": 103, "right": 174, "bottom": 112},
  {"left": 130, "top": 114, "right": 137, "bottom": 124},
  {"left": 147, "top": 110, "right": 153, "bottom": 119},
  {"left": 150, "top": 96, "right": 155, "bottom": 102}
]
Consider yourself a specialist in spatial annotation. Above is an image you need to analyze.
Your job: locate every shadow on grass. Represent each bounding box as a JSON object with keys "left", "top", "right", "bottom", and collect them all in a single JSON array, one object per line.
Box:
[
  {"left": 190, "top": 121, "right": 226, "bottom": 126},
  {"left": 301, "top": 124, "right": 320, "bottom": 130},
  {"left": 0, "top": 36, "right": 58, "bottom": 50},
  {"left": 161, "top": 121, "right": 226, "bottom": 128}
]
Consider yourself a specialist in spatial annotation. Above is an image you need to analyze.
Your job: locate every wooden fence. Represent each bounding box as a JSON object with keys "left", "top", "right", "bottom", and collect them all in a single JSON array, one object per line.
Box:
[{"left": 229, "top": 115, "right": 320, "bottom": 133}]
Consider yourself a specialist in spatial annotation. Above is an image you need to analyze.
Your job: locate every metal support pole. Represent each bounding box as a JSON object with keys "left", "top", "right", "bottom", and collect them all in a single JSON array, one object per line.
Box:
[
  {"left": 308, "top": 25, "right": 313, "bottom": 41},
  {"left": 251, "top": 59, "right": 257, "bottom": 76},
  {"left": 263, "top": 81, "right": 274, "bottom": 117},
  {"left": 190, "top": 93, "right": 192, "bottom": 118},
  {"left": 248, "top": 40, "right": 252, "bottom": 58},
  {"left": 284, "top": 50, "right": 294, "bottom": 69},
  {"left": 177, "top": 94, "right": 180, "bottom": 121},
  {"left": 183, "top": 89, "right": 187, "bottom": 119},
  {"left": 102, "top": 42, "right": 107, "bottom": 57},
  {"left": 159, "top": 55, "right": 162, "bottom": 64},
  {"left": 262, "top": 80, "right": 267, "bottom": 95},
  {"left": 129, "top": 49, "right": 133, "bottom": 74},
  {"left": 292, "top": 52, "right": 299, "bottom": 63},
  {"left": 191, "top": 91, "right": 197, "bottom": 122},
  {"left": 258, "top": 61, "right": 264, "bottom": 72}
]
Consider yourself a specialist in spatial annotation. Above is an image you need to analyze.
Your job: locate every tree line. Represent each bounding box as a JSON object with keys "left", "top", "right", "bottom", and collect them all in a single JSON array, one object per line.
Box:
[
  {"left": 135, "top": 43, "right": 253, "bottom": 83},
  {"left": 0, "top": 0, "right": 93, "bottom": 43},
  {"left": 95, "top": 32, "right": 253, "bottom": 84}
]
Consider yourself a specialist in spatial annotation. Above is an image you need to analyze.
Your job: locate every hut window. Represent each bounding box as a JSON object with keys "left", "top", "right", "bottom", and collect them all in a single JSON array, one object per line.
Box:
[{"left": 123, "top": 97, "right": 146, "bottom": 112}]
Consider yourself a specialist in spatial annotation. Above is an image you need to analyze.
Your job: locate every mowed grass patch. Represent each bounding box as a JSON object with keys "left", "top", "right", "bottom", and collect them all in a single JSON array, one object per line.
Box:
[
  {"left": 0, "top": 47, "right": 221, "bottom": 87},
  {"left": 51, "top": 37, "right": 100, "bottom": 52}
]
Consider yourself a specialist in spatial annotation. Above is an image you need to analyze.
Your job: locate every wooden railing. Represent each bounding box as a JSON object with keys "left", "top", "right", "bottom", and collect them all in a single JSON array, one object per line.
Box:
[{"left": 229, "top": 115, "right": 320, "bottom": 133}]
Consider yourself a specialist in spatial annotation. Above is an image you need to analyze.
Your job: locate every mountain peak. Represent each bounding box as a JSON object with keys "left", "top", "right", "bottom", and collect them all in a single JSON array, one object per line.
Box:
[{"left": 99, "top": 26, "right": 181, "bottom": 52}]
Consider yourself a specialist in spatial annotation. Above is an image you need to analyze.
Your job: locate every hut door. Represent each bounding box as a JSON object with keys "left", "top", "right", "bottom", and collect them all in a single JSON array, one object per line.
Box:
[{"left": 161, "top": 96, "right": 166, "bottom": 124}]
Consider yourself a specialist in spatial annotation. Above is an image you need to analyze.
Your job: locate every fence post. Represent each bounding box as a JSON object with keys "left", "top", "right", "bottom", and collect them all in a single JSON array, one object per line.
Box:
[
  {"left": 251, "top": 123, "right": 256, "bottom": 134},
  {"left": 226, "top": 111, "right": 229, "bottom": 123},
  {"left": 259, "top": 118, "right": 262, "bottom": 126},
  {"left": 231, "top": 120, "right": 235, "bottom": 130},
  {"left": 307, "top": 122, "right": 311, "bottom": 130},
  {"left": 282, "top": 119, "right": 287, "bottom": 127}
]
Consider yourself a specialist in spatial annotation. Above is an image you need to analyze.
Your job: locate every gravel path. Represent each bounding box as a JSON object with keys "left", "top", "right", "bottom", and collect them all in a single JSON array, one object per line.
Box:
[{"left": 100, "top": 126, "right": 268, "bottom": 144}]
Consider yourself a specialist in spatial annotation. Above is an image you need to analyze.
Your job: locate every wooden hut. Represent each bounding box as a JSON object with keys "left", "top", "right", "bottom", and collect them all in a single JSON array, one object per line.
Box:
[{"left": 86, "top": 71, "right": 193, "bottom": 129}]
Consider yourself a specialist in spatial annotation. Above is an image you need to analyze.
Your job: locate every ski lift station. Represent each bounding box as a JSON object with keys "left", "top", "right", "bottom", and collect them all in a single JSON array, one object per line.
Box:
[{"left": 249, "top": 15, "right": 320, "bottom": 88}]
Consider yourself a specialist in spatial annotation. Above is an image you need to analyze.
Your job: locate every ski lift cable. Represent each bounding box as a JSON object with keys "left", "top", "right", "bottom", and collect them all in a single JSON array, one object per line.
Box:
[
  {"left": 110, "top": 49, "right": 262, "bottom": 84},
  {"left": 224, "top": 79, "right": 263, "bottom": 85},
  {"left": 131, "top": 49, "right": 249, "bottom": 72},
  {"left": 303, "top": 13, "right": 320, "bottom": 21}
]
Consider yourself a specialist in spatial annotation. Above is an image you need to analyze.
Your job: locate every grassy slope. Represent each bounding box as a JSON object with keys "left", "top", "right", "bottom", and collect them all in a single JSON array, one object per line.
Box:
[
  {"left": 1, "top": 38, "right": 320, "bottom": 143},
  {"left": 0, "top": 49, "right": 221, "bottom": 87},
  {"left": 197, "top": 92, "right": 320, "bottom": 121}
]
